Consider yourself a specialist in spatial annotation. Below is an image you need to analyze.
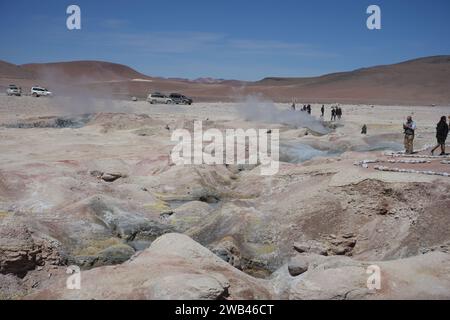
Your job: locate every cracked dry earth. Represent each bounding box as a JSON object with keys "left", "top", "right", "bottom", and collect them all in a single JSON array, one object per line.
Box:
[{"left": 1, "top": 96, "right": 450, "bottom": 300}]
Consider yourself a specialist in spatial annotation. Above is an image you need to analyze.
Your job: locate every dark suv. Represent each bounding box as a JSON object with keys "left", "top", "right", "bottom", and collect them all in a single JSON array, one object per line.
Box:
[{"left": 169, "top": 93, "right": 193, "bottom": 105}]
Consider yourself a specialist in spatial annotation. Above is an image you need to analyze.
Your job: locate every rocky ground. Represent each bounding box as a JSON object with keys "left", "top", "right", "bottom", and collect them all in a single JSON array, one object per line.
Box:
[{"left": 1, "top": 95, "right": 449, "bottom": 300}]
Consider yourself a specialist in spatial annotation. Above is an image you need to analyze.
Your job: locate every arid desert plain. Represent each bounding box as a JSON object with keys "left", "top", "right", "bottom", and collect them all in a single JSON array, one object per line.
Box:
[{"left": 1, "top": 92, "right": 450, "bottom": 300}]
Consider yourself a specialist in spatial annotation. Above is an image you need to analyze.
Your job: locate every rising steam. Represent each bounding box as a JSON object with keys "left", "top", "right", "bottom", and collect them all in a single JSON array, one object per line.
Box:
[
  {"left": 236, "top": 95, "right": 329, "bottom": 134},
  {"left": 32, "top": 66, "right": 128, "bottom": 115}
]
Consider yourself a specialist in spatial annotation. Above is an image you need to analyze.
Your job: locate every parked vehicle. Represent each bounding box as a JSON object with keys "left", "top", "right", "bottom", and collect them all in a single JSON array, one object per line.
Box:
[
  {"left": 31, "top": 87, "right": 52, "bottom": 97},
  {"left": 6, "top": 85, "right": 22, "bottom": 96},
  {"left": 169, "top": 93, "right": 193, "bottom": 105},
  {"left": 146, "top": 92, "right": 173, "bottom": 104}
]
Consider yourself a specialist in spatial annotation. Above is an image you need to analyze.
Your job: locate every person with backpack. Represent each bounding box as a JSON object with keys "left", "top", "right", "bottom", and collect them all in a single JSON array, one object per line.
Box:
[{"left": 431, "top": 116, "right": 449, "bottom": 156}]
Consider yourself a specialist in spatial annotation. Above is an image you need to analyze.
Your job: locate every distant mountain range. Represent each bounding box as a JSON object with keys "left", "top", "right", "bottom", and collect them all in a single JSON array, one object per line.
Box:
[{"left": 1, "top": 56, "right": 450, "bottom": 105}]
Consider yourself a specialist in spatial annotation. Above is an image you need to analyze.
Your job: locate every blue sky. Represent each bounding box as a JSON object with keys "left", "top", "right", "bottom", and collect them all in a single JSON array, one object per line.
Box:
[{"left": 0, "top": 0, "right": 449, "bottom": 80}]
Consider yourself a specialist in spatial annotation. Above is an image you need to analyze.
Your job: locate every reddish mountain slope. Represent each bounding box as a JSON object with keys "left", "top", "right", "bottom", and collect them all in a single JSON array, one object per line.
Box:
[{"left": 21, "top": 61, "right": 152, "bottom": 83}]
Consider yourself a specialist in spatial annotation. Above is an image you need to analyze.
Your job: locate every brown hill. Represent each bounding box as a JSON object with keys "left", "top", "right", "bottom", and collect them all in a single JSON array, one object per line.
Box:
[
  {"left": 21, "top": 61, "right": 153, "bottom": 84},
  {"left": 0, "top": 60, "right": 35, "bottom": 80},
  {"left": 251, "top": 56, "right": 450, "bottom": 105}
]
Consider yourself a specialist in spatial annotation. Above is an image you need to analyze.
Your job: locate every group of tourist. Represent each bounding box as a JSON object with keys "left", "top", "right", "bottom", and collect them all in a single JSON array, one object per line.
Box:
[
  {"left": 331, "top": 106, "right": 343, "bottom": 121},
  {"left": 290, "top": 103, "right": 342, "bottom": 119},
  {"left": 289, "top": 102, "right": 448, "bottom": 157},
  {"left": 403, "top": 115, "right": 449, "bottom": 156}
]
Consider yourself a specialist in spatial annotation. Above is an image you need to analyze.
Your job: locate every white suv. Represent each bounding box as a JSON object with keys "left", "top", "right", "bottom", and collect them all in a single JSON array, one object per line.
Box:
[
  {"left": 7, "top": 85, "right": 22, "bottom": 96},
  {"left": 147, "top": 92, "right": 173, "bottom": 104},
  {"left": 31, "top": 87, "right": 52, "bottom": 97}
]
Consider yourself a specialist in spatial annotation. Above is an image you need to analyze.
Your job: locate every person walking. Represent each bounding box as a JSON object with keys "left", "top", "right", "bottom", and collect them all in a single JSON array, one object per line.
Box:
[
  {"left": 321, "top": 105, "right": 325, "bottom": 118},
  {"left": 431, "top": 116, "right": 449, "bottom": 156},
  {"left": 331, "top": 107, "right": 336, "bottom": 121},
  {"left": 403, "top": 116, "right": 417, "bottom": 154}
]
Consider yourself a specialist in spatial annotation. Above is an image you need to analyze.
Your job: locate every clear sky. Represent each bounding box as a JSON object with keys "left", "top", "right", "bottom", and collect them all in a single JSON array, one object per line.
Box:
[{"left": 1, "top": 0, "right": 449, "bottom": 80}]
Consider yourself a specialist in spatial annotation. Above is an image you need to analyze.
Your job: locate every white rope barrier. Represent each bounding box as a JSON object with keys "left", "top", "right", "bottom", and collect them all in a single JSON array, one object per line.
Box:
[
  {"left": 385, "top": 153, "right": 450, "bottom": 159},
  {"left": 374, "top": 165, "right": 450, "bottom": 177},
  {"left": 354, "top": 159, "right": 431, "bottom": 167},
  {"left": 384, "top": 144, "right": 450, "bottom": 159}
]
